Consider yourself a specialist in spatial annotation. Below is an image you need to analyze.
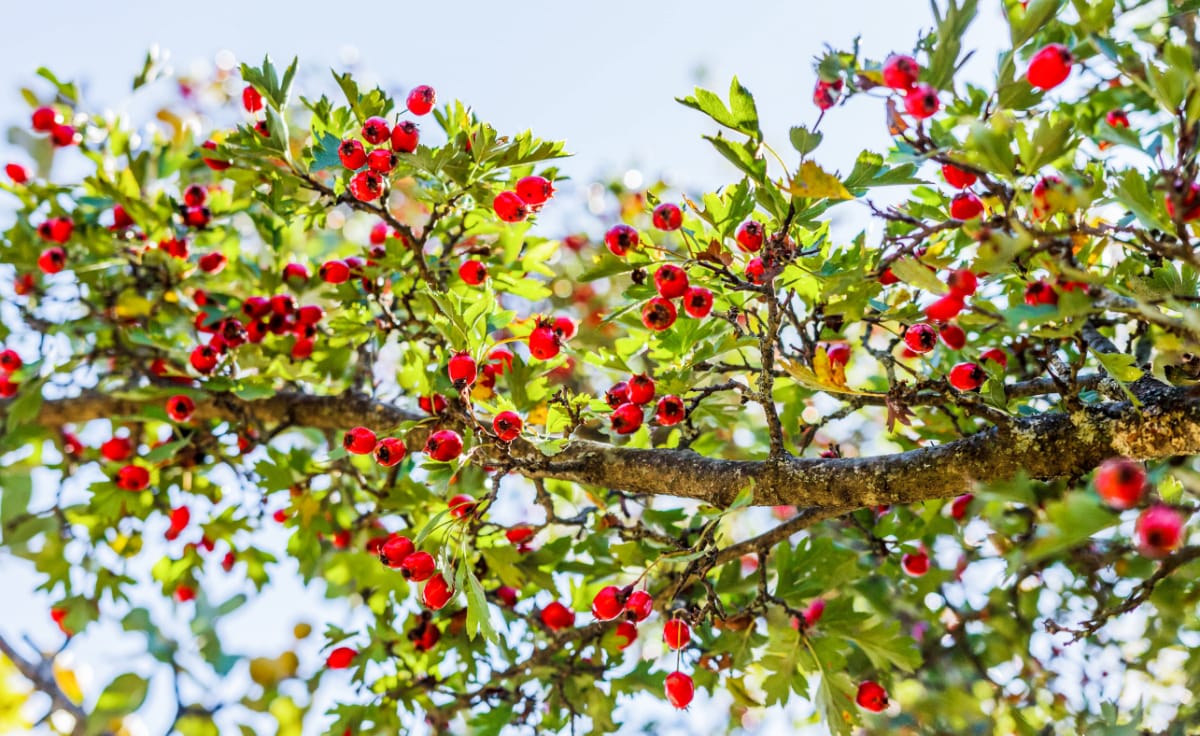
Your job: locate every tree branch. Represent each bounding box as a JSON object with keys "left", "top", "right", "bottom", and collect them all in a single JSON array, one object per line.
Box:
[{"left": 0, "top": 635, "right": 87, "bottom": 736}]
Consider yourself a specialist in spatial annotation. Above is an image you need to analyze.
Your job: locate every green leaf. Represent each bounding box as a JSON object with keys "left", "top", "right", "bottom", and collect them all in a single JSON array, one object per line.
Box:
[
  {"left": 0, "top": 473, "right": 33, "bottom": 544},
  {"left": 789, "top": 126, "right": 823, "bottom": 156},
  {"left": 463, "top": 563, "right": 496, "bottom": 642},
  {"left": 677, "top": 77, "right": 761, "bottom": 141},
  {"left": 1022, "top": 492, "right": 1120, "bottom": 563},
  {"left": 5, "top": 376, "right": 45, "bottom": 433},
  {"left": 1095, "top": 352, "right": 1144, "bottom": 382},
  {"left": 704, "top": 134, "right": 767, "bottom": 182},
  {"left": 888, "top": 257, "right": 947, "bottom": 294},
  {"left": 926, "top": 0, "right": 979, "bottom": 90},
  {"left": 1010, "top": 0, "right": 1063, "bottom": 47},
  {"left": 94, "top": 673, "right": 149, "bottom": 719}
]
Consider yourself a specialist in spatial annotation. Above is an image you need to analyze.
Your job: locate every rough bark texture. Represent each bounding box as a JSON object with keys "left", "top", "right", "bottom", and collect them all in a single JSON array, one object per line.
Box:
[{"left": 21, "top": 382, "right": 1200, "bottom": 512}]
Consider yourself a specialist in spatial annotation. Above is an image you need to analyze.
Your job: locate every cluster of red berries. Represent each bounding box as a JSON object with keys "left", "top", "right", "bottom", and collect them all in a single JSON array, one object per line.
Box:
[
  {"left": 603, "top": 373, "right": 685, "bottom": 436},
  {"left": 589, "top": 584, "right": 696, "bottom": 707},
  {"left": 1094, "top": 457, "right": 1189, "bottom": 557},
  {"left": 335, "top": 85, "right": 434, "bottom": 202},
  {"left": 526, "top": 315, "right": 576, "bottom": 361},
  {"left": 0, "top": 348, "right": 21, "bottom": 399},
  {"left": 31, "top": 105, "right": 79, "bottom": 148},
  {"left": 240, "top": 85, "right": 271, "bottom": 139},
  {"left": 492, "top": 175, "right": 555, "bottom": 223},
  {"left": 880, "top": 54, "right": 939, "bottom": 120},
  {"left": 375, "top": 532, "right": 456, "bottom": 610}
]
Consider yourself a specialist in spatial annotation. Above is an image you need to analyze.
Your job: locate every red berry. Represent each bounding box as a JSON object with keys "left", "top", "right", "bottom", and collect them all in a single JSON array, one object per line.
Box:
[
  {"left": 496, "top": 586, "right": 519, "bottom": 607},
  {"left": 271, "top": 293, "right": 297, "bottom": 316},
  {"left": 422, "top": 573, "right": 454, "bottom": 610},
  {"left": 615, "top": 621, "right": 638, "bottom": 649},
  {"left": 297, "top": 305, "right": 324, "bottom": 325},
  {"left": 604, "top": 224, "right": 639, "bottom": 256},
  {"left": 406, "top": 85, "right": 436, "bottom": 115},
  {"left": 663, "top": 620, "right": 691, "bottom": 649},
  {"left": 528, "top": 323, "right": 561, "bottom": 360},
  {"left": 326, "top": 646, "right": 357, "bottom": 670},
  {"left": 949, "top": 493, "right": 974, "bottom": 521},
  {"left": 159, "top": 238, "right": 189, "bottom": 259},
  {"left": 946, "top": 268, "right": 977, "bottom": 297},
  {"left": 656, "top": 396, "right": 685, "bottom": 426},
  {"left": 390, "top": 121, "right": 419, "bottom": 153},
  {"left": 627, "top": 374, "right": 655, "bottom": 405},
  {"left": 221, "top": 551, "right": 236, "bottom": 572},
  {"left": 938, "top": 324, "right": 966, "bottom": 350},
  {"left": 401, "top": 550, "right": 437, "bottom": 581},
  {"left": 493, "top": 411, "right": 523, "bottom": 442},
  {"left": 37, "top": 247, "right": 66, "bottom": 275},
  {"left": 1106, "top": 109, "right": 1130, "bottom": 129},
  {"left": 653, "top": 264, "right": 689, "bottom": 299},
  {"left": 369, "top": 221, "right": 390, "bottom": 245},
  {"left": 950, "top": 192, "right": 984, "bottom": 220},
  {"left": 516, "top": 175, "right": 554, "bottom": 205},
  {"left": 283, "top": 262, "right": 310, "bottom": 288},
  {"left": 664, "top": 671, "right": 694, "bottom": 709},
  {"left": 1024, "top": 280, "right": 1058, "bottom": 306},
  {"left": 506, "top": 526, "right": 535, "bottom": 545},
  {"left": 115, "top": 464, "right": 150, "bottom": 491},
  {"left": 242, "top": 296, "right": 271, "bottom": 320},
  {"left": 903, "top": 83, "right": 939, "bottom": 119},
  {"left": 374, "top": 437, "right": 407, "bottom": 467},
  {"left": 592, "top": 586, "right": 625, "bottom": 621},
  {"left": 242, "top": 85, "right": 263, "bottom": 113},
  {"left": 980, "top": 347, "right": 1008, "bottom": 369},
  {"left": 166, "top": 395, "right": 194, "bottom": 422},
  {"left": 4, "top": 163, "right": 29, "bottom": 184},
  {"left": 201, "top": 140, "right": 230, "bottom": 171},
  {"left": 745, "top": 257, "right": 766, "bottom": 285},
  {"left": 1027, "top": 43, "right": 1073, "bottom": 91},
  {"left": 31, "top": 106, "right": 61, "bottom": 132},
  {"left": 1095, "top": 458, "right": 1146, "bottom": 510},
  {"left": 903, "top": 324, "right": 937, "bottom": 354},
  {"left": 949, "top": 362, "right": 986, "bottom": 391},
  {"left": 190, "top": 345, "right": 219, "bottom": 374},
  {"left": 606, "top": 382, "right": 631, "bottom": 409},
  {"left": 380, "top": 535, "right": 414, "bottom": 568},
  {"left": 941, "top": 163, "right": 977, "bottom": 189},
  {"left": 802, "top": 598, "right": 826, "bottom": 627},
  {"left": 173, "top": 585, "right": 196, "bottom": 603},
  {"left": 349, "top": 170, "right": 384, "bottom": 201},
  {"left": 198, "top": 252, "right": 226, "bottom": 273},
  {"left": 1136, "top": 505, "right": 1186, "bottom": 557},
  {"left": 882, "top": 54, "right": 920, "bottom": 90},
  {"left": 826, "top": 343, "right": 851, "bottom": 366},
  {"left": 447, "top": 351, "right": 478, "bottom": 390},
  {"left": 683, "top": 286, "right": 714, "bottom": 318},
  {"left": 367, "top": 149, "right": 396, "bottom": 173},
  {"left": 419, "top": 393, "right": 448, "bottom": 414},
  {"left": 459, "top": 260, "right": 487, "bottom": 285},
  {"left": 166, "top": 506, "right": 191, "bottom": 540},
  {"left": 610, "top": 403, "right": 644, "bottom": 436},
  {"left": 424, "top": 430, "right": 464, "bottom": 462},
  {"left": 361, "top": 116, "right": 390, "bottom": 144},
  {"left": 541, "top": 601, "right": 576, "bottom": 631},
  {"left": 50, "top": 124, "right": 78, "bottom": 147},
  {"left": 901, "top": 548, "right": 930, "bottom": 576},
  {"left": 624, "top": 589, "right": 653, "bottom": 621},
  {"left": 320, "top": 260, "right": 351, "bottom": 284},
  {"left": 879, "top": 267, "right": 899, "bottom": 285},
  {"left": 338, "top": 139, "right": 367, "bottom": 169},
  {"left": 0, "top": 375, "right": 16, "bottom": 398},
  {"left": 448, "top": 494, "right": 476, "bottom": 519},
  {"left": 343, "top": 427, "right": 378, "bottom": 455},
  {"left": 652, "top": 203, "right": 683, "bottom": 231},
  {"left": 813, "top": 79, "right": 842, "bottom": 110},
  {"left": 493, "top": 191, "right": 529, "bottom": 223},
  {"left": 100, "top": 437, "right": 132, "bottom": 462},
  {"left": 553, "top": 316, "right": 577, "bottom": 341},
  {"left": 925, "top": 294, "right": 965, "bottom": 322},
  {"left": 0, "top": 350, "right": 22, "bottom": 373},
  {"left": 39, "top": 217, "right": 73, "bottom": 244},
  {"left": 642, "top": 297, "right": 677, "bottom": 331},
  {"left": 856, "top": 681, "right": 888, "bottom": 712}
]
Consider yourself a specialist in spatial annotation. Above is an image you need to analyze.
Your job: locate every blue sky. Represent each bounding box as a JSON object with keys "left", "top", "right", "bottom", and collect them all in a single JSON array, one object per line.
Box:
[{"left": 0, "top": 1, "right": 1011, "bottom": 734}]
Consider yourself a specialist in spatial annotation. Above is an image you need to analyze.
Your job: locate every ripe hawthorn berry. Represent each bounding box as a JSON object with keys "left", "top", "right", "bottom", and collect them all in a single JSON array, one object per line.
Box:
[
  {"left": 424, "top": 430, "right": 463, "bottom": 462},
  {"left": 37, "top": 247, "right": 66, "bottom": 274},
  {"left": 802, "top": 598, "right": 826, "bottom": 627},
  {"left": 493, "top": 411, "right": 522, "bottom": 442},
  {"left": 938, "top": 324, "right": 966, "bottom": 350},
  {"left": 941, "top": 163, "right": 977, "bottom": 189},
  {"left": 882, "top": 54, "right": 919, "bottom": 90},
  {"left": 627, "top": 374, "right": 655, "bottom": 405},
  {"left": 390, "top": 121, "right": 419, "bottom": 153},
  {"left": 901, "top": 548, "right": 930, "bottom": 576},
  {"left": 31, "top": 106, "right": 61, "bottom": 132},
  {"left": 0, "top": 375, "right": 16, "bottom": 398},
  {"left": 506, "top": 526, "right": 535, "bottom": 545},
  {"left": 1095, "top": 458, "right": 1146, "bottom": 510},
  {"left": 50, "top": 124, "right": 78, "bottom": 147},
  {"left": 320, "top": 259, "right": 351, "bottom": 284},
  {"left": 903, "top": 83, "right": 939, "bottom": 119},
  {"left": 448, "top": 494, "right": 476, "bottom": 519},
  {"left": 856, "top": 680, "right": 888, "bottom": 712},
  {"left": 459, "top": 260, "right": 487, "bottom": 285},
  {"left": 925, "top": 293, "right": 965, "bottom": 322},
  {"left": 664, "top": 671, "right": 694, "bottom": 709},
  {"left": 201, "top": 140, "right": 230, "bottom": 170},
  {"left": 516, "top": 175, "right": 554, "bottom": 205},
  {"left": 101, "top": 437, "right": 132, "bottom": 462},
  {"left": 903, "top": 324, "right": 937, "bottom": 354},
  {"left": 642, "top": 297, "right": 677, "bottom": 331},
  {"left": 553, "top": 316, "right": 577, "bottom": 341},
  {"left": 326, "top": 646, "right": 357, "bottom": 669},
  {"left": 242, "top": 85, "right": 263, "bottom": 113},
  {"left": 950, "top": 191, "right": 984, "bottom": 220},
  {"left": 1024, "top": 280, "right": 1058, "bottom": 306},
  {"left": 338, "top": 139, "right": 367, "bottom": 169},
  {"left": 946, "top": 268, "right": 977, "bottom": 296},
  {"left": 981, "top": 347, "right": 1008, "bottom": 369},
  {"left": 407, "top": 85, "right": 436, "bottom": 115},
  {"left": 199, "top": 252, "right": 226, "bottom": 273},
  {"left": 683, "top": 286, "right": 714, "bottom": 318},
  {"left": 380, "top": 535, "right": 415, "bottom": 568},
  {"left": 825, "top": 343, "right": 851, "bottom": 366},
  {"left": 528, "top": 320, "right": 561, "bottom": 360},
  {"left": 813, "top": 78, "right": 842, "bottom": 110},
  {"left": 190, "top": 344, "right": 219, "bottom": 374},
  {"left": 1136, "top": 505, "right": 1185, "bottom": 558},
  {"left": 663, "top": 620, "right": 691, "bottom": 649},
  {"left": 297, "top": 305, "right": 324, "bottom": 325},
  {"left": 625, "top": 589, "right": 653, "bottom": 621},
  {"left": 541, "top": 601, "right": 576, "bottom": 631},
  {"left": 652, "top": 202, "right": 683, "bottom": 231},
  {"left": 604, "top": 224, "right": 639, "bottom": 256},
  {"left": 615, "top": 621, "right": 638, "bottom": 649},
  {"left": 283, "top": 262, "right": 310, "bottom": 288},
  {"left": 174, "top": 585, "right": 196, "bottom": 603},
  {"left": 496, "top": 586, "right": 519, "bottom": 607},
  {"left": 367, "top": 149, "right": 396, "bottom": 173},
  {"left": 401, "top": 551, "right": 437, "bottom": 581},
  {"left": 1166, "top": 181, "right": 1200, "bottom": 222},
  {"left": 242, "top": 296, "right": 271, "bottom": 320},
  {"left": 606, "top": 381, "right": 631, "bottom": 409},
  {"left": 115, "top": 464, "right": 150, "bottom": 491},
  {"left": 610, "top": 403, "right": 644, "bottom": 435},
  {"left": 5, "top": 163, "right": 29, "bottom": 184},
  {"left": 656, "top": 395, "right": 685, "bottom": 426},
  {"left": 343, "top": 426, "right": 378, "bottom": 455},
  {"left": 493, "top": 191, "right": 528, "bottom": 222},
  {"left": 653, "top": 264, "right": 689, "bottom": 299},
  {"left": 1106, "top": 109, "right": 1130, "bottom": 129},
  {"left": 374, "top": 437, "right": 407, "bottom": 467},
  {"left": 949, "top": 361, "right": 986, "bottom": 391},
  {"left": 271, "top": 294, "right": 297, "bottom": 316},
  {"left": 419, "top": 393, "right": 448, "bottom": 414},
  {"left": 166, "top": 395, "right": 194, "bottom": 422},
  {"left": 1027, "top": 43, "right": 1073, "bottom": 90},
  {"left": 949, "top": 493, "right": 974, "bottom": 521},
  {"left": 349, "top": 170, "right": 384, "bottom": 201},
  {"left": 0, "top": 350, "right": 22, "bottom": 373},
  {"left": 447, "top": 351, "right": 477, "bottom": 390},
  {"left": 423, "top": 574, "right": 454, "bottom": 610},
  {"left": 361, "top": 116, "right": 390, "bottom": 144},
  {"left": 735, "top": 220, "right": 764, "bottom": 252},
  {"left": 592, "top": 586, "right": 625, "bottom": 620},
  {"left": 159, "top": 237, "right": 189, "bottom": 259}
]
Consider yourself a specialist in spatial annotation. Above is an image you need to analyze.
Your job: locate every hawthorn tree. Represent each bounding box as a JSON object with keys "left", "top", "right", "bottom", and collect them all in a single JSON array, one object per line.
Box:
[{"left": 4, "top": 0, "right": 1200, "bottom": 733}]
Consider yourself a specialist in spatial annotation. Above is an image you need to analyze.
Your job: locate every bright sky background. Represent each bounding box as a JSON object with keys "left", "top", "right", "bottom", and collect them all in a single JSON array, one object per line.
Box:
[{"left": 0, "top": 1, "right": 1012, "bottom": 734}]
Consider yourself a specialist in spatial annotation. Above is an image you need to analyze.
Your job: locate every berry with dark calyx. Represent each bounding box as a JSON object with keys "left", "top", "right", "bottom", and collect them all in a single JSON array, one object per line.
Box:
[
  {"left": 365, "top": 149, "right": 396, "bottom": 174},
  {"left": 946, "top": 268, "right": 978, "bottom": 297},
  {"left": 448, "top": 494, "right": 476, "bottom": 519},
  {"left": 949, "top": 493, "right": 974, "bottom": 521},
  {"left": 349, "top": 170, "right": 384, "bottom": 201},
  {"left": 1136, "top": 505, "right": 1186, "bottom": 557},
  {"left": 447, "top": 351, "right": 478, "bottom": 390},
  {"left": 241, "top": 85, "right": 263, "bottom": 113},
  {"left": 400, "top": 551, "right": 437, "bottom": 581},
  {"left": 493, "top": 411, "right": 523, "bottom": 442},
  {"left": 423, "top": 574, "right": 454, "bottom": 610},
  {"left": 493, "top": 191, "right": 528, "bottom": 222},
  {"left": 652, "top": 202, "right": 683, "bottom": 231},
  {"left": 604, "top": 224, "right": 639, "bottom": 256},
  {"left": 115, "top": 465, "right": 150, "bottom": 491},
  {"left": 980, "top": 347, "right": 1008, "bottom": 369},
  {"left": 5, "top": 163, "right": 29, "bottom": 183},
  {"left": 813, "top": 78, "right": 842, "bottom": 110},
  {"left": 343, "top": 427, "right": 378, "bottom": 455},
  {"left": 271, "top": 294, "right": 297, "bottom": 316},
  {"left": 615, "top": 621, "right": 638, "bottom": 649},
  {"left": 942, "top": 163, "right": 977, "bottom": 189},
  {"left": 424, "top": 430, "right": 464, "bottom": 462},
  {"left": 904, "top": 324, "right": 937, "bottom": 354},
  {"left": 745, "top": 257, "right": 766, "bottom": 285},
  {"left": 1024, "top": 280, "right": 1058, "bottom": 306},
  {"left": 553, "top": 316, "right": 577, "bottom": 341},
  {"left": 664, "top": 672, "right": 694, "bottom": 710},
  {"left": 374, "top": 437, "right": 407, "bottom": 467},
  {"left": 320, "top": 260, "right": 351, "bottom": 284},
  {"left": 606, "top": 382, "right": 631, "bottom": 409},
  {"left": 283, "top": 262, "right": 310, "bottom": 289},
  {"left": 361, "top": 116, "right": 390, "bottom": 144},
  {"left": 338, "top": 139, "right": 367, "bottom": 169},
  {"left": 592, "top": 586, "right": 625, "bottom": 620},
  {"left": 610, "top": 403, "right": 644, "bottom": 435},
  {"left": 419, "top": 393, "right": 448, "bottom": 414},
  {"left": 459, "top": 260, "right": 487, "bottom": 285},
  {"left": 407, "top": 85, "right": 436, "bottom": 115},
  {"left": 901, "top": 548, "right": 930, "bottom": 576},
  {"left": 166, "top": 395, "right": 194, "bottom": 422},
  {"left": 950, "top": 191, "right": 984, "bottom": 220},
  {"left": 856, "top": 681, "right": 888, "bottom": 712},
  {"left": 38, "top": 217, "right": 73, "bottom": 244},
  {"left": 379, "top": 535, "right": 414, "bottom": 568},
  {"left": 159, "top": 237, "right": 189, "bottom": 259},
  {"left": 528, "top": 319, "right": 561, "bottom": 360},
  {"left": 496, "top": 586, "right": 519, "bottom": 607},
  {"left": 31, "top": 106, "right": 61, "bottom": 132},
  {"left": 903, "top": 83, "right": 939, "bottom": 119},
  {"left": 242, "top": 296, "right": 271, "bottom": 319},
  {"left": 654, "top": 264, "right": 689, "bottom": 299},
  {"left": 541, "top": 601, "right": 576, "bottom": 631},
  {"left": 13, "top": 274, "right": 35, "bottom": 297},
  {"left": 1106, "top": 109, "right": 1130, "bottom": 129},
  {"left": 925, "top": 293, "right": 965, "bottom": 322},
  {"left": 326, "top": 646, "right": 357, "bottom": 670},
  {"left": 683, "top": 286, "right": 714, "bottom": 318},
  {"left": 50, "top": 124, "right": 78, "bottom": 147},
  {"left": 642, "top": 297, "right": 677, "bottom": 331},
  {"left": 656, "top": 395, "right": 685, "bottom": 426},
  {"left": 627, "top": 374, "right": 655, "bottom": 405},
  {"left": 199, "top": 251, "right": 226, "bottom": 273},
  {"left": 624, "top": 589, "right": 653, "bottom": 621},
  {"left": 1027, "top": 43, "right": 1073, "bottom": 90},
  {"left": 0, "top": 350, "right": 22, "bottom": 373},
  {"left": 297, "top": 305, "right": 324, "bottom": 326},
  {"left": 825, "top": 342, "right": 851, "bottom": 366},
  {"left": 664, "top": 620, "right": 691, "bottom": 649},
  {"left": 516, "top": 175, "right": 554, "bottom": 205},
  {"left": 101, "top": 437, "right": 133, "bottom": 462},
  {"left": 882, "top": 54, "right": 920, "bottom": 90},
  {"left": 939, "top": 324, "right": 966, "bottom": 350},
  {"left": 201, "top": 140, "right": 230, "bottom": 170},
  {"left": 190, "top": 344, "right": 219, "bottom": 374},
  {"left": 38, "top": 247, "right": 66, "bottom": 274},
  {"left": 735, "top": 220, "right": 764, "bottom": 252},
  {"left": 390, "top": 121, "right": 419, "bottom": 153},
  {"left": 949, "top": 362, "right": 986, "bottom": 391},
  {"left": 1095, "top": 457, "right": 1146, "bottom": 510}
]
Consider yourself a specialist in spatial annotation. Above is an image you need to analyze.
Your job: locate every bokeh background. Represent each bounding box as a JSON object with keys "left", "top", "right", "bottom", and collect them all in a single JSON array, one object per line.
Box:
[{"left": 0, "top": 2, "right": 1010, "bottom": 733}]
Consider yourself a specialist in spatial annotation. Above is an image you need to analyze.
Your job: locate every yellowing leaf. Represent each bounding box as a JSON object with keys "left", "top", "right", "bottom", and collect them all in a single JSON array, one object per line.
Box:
[
  {"left": 471, "top": 383, "right": 494, "bottom": 402},
  {"left": 813, "top": 347, "right": 847, "bottom": 389},
  {"left": 114, "top": 291, "right": 153, "bottom": 319},
  {"left": 780, "top": 357, "right": 878, "bottom": 396},
  {"left": 788, "top": 161, "right": 853, "bottom": 201},
  {"left": 52, "top": 661, "right": 83, "bottom": 704},
  {"left": 526, "top": 403, "right": 549, "bottom": 427}
]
